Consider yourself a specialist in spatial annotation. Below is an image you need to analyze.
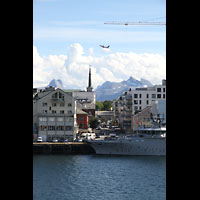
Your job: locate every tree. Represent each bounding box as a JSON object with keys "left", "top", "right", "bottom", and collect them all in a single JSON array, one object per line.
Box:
[
  {"left": 89, "top": 117, "right": 99, "bottom": 129},
  {"left": 96, "top": 101, "right": 104, "bottom": 111},
  {"left": 96, "top": 100, "right": 113, "bottom": 111},
  {"left": 103, "top": 100, "right": 112, "bottom": 111}
]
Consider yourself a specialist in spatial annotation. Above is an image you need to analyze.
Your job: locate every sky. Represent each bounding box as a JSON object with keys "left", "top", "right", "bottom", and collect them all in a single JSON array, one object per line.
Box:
[{"left": 33, "top": 0, "right": 166, "bottom": 90}]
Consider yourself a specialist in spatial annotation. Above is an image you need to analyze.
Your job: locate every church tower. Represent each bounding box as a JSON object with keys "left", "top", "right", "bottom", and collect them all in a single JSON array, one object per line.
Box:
[{"left": 87, "top": 66, "right": 93, "bottom": 92}]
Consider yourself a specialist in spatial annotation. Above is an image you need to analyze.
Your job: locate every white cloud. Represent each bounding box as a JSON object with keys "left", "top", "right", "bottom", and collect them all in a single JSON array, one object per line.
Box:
[{"left": 33, "top": 43, "right": 166, "bottom": 89}]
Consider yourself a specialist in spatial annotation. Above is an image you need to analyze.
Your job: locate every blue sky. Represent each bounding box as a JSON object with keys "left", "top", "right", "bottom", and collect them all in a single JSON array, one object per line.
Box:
[
  {"left": 33, "top": 0, "right": 166, "bottom": 89},
  {"left": 33, "top": 0, "right": 166, "bottom": 57}
]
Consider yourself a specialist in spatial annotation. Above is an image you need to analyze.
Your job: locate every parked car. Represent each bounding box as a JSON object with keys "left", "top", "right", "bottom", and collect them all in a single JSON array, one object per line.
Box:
[
  {"left": 37, "top": 137, "right": 43, "bottom": 142},
  {"left": 52, "top": 139, "right": 58, "bottom": 143}
]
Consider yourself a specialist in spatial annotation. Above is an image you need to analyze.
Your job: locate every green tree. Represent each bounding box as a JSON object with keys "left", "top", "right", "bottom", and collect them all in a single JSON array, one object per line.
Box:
[
  {"left": 103, "top": 100, "right": 112, "bottom": 111},
  {"left": 96, "top": 101, "right": 104, "bottom": 111},
  {"left": 89, "top": 117, "right": 99, "bottom": 129}
]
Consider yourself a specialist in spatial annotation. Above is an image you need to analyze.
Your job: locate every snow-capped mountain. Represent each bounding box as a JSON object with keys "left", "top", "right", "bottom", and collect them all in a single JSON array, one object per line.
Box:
[
  {"left": 48, "top": 79, "right": 64, "bottom": 89},
  {"left": 95, "top": 76, "right": 153, "bottom": 101}
]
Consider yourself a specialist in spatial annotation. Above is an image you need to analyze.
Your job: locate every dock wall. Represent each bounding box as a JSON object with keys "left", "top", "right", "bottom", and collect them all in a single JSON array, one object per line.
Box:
[{"left": 33, "top": 142, "right": 95, "bottom": 154}]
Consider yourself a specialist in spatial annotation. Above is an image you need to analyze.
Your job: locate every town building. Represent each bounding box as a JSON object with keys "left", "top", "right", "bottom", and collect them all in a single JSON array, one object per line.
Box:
[
  {"left": 95, "top": 111, "right": 115, "bottom": 123},
  {"left": 76, "top": 108, "right": 89, "bottom": 131},
  {"left": 113, "top": 80, "right": 166, "bottom": 132},
  {"left": 130, "top": 79, "right": 166, "bottom": 114},
  {"left": 132, "top": 106, "right": 153, "bottom": 130},
  {"left": 132, "top": 100, "right": 166, "bottom": 130},
  {"left": 151, "top": 99, "right": 166, "bottom": 126},
  {"left": 33, "top": 67, "right": 96, "bottom": 140},
  {"left": 33, "top": 87, "right": 78, "bottom": 142}
]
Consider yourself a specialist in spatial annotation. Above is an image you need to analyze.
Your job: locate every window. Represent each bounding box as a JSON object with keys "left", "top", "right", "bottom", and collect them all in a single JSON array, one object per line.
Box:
[
  {"left": 52, "top": 103, "right": 56, "bottom": 107},
  {"left": 40, "top": 125, "right": 47, "bottom": 131},
  {"left": 60, "top": 110, "right": 64, "bottom": 114},
  {"left": 134, "top": 100, "right": 138, "bottom": 104},
  {"left": 134, "top": 106, "right": 138, "bottom": 111},
  {"left": 57, "top": 126, "right": 64, "bottom": 131},
  {"left": 60, "top": 103, "right": 65, "bottom": 107},
  {"left": 59, "top": 92, "right": 64, "bottom": 100},
  {"left": 157, "top": 94, "right": 161, "bottom": 98},
  {"left": 39, "top": 117, "right": 47, "bottom": 122},
  {"left": 146, "top": 100, "right": 149, "bottom": 105},
  {"left": 48, "top": 117, "right": 54, "bottom": 122},
  {"left": 68, "top": 110, "right": 72, "bottom": 114},
  {"left": 152, "top": 94, "right": 156, "bottom": 99},
  {"left": 134, "top": 94, "right": 138, "bottom": 98},
  {"left": 163, "top": 94, "right": 165, "bottom": 99},
  {"left": 65, "top": 126, "right": 72, "bottom": 131},
  {"left": 139, "top": 100, "right": 142, "bottom": 104},
  {"left": 157, "top": 88, "right": 161, "bottom": 92},
  {"left": 68, "top": 103, "right": 72, "bottom": 107},
  {"left": 79, "top": 116, "right": 85, "bottom": 120},
  {"left": 48, "top": 126, "right": 55, "bottom": 131},
  {"left": 146, "top": 94, "right": 149, "bottom": 98},
  {"left": 59, "top": 92, "right": 62, "bottom": 99},
  {"left": 52, "top": 92, "right": 57, "bottom": 99},
  {"left": 139, "top": 94, "right": 142, "bottom": 98},
  {"left": 163, "top": 88, "right": 165, "bottom": 92},
  {"left": 43, "top": 110, "right": 48, "bottom": 113},
  {"left": 42, "top": 102, "right": 48, "bottom": 107},
  {"left": 66, "top": 117, "right": 73, "bottom": 122},
  {"left": 52, "top": 110, "right": 57, "bottom": 114},
  {"left": 57, "top": 117, "right": 63, "bottom": 121}
]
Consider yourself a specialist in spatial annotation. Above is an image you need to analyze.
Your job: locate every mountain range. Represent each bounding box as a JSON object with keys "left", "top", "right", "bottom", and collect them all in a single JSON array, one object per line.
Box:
[
  {"left": 46, "top": 77, "right": 153, "bottom": 101},
  {"left": 95, "top": 76, "right": 153, "bottom": 101}
]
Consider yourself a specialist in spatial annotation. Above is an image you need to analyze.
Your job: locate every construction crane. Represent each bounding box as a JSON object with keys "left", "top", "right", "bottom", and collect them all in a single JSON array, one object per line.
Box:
[{"left": 104, "top": 21, "right": 166, "bottom": 26}]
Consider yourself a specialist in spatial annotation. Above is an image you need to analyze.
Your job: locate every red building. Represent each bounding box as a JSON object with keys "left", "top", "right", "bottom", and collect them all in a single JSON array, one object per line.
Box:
[{"left": 76, "top": 108, "right": 88, "bottom": 130}]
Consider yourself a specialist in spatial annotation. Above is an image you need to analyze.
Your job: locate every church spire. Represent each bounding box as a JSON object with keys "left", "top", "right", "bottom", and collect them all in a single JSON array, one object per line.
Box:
[{"left": 87, "top": 65, "right": 93, "bottom": 92}]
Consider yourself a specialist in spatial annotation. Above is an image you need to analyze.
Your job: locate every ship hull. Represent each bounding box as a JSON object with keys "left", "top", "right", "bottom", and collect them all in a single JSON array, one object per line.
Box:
[{"left": 89, "top": 137, "right": 166, "bottom": 156}]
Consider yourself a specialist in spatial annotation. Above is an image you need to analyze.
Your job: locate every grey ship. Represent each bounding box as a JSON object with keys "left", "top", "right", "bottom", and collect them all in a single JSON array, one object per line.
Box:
[{"left": 88, "top": 124, "right": 166, "bottom": 156}]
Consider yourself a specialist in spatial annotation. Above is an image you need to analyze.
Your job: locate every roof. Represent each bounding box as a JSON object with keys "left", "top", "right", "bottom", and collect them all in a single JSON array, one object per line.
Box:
[
  {"left": 76, "top": 108, "right": 88, "bottom": 115},
  {"left": 33, "top": 88, "right": 74, "bottom": 101}
]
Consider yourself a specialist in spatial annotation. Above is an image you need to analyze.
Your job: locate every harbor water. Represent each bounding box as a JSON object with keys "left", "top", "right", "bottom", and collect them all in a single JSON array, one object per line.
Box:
[{"left": 33, "top": 155, "right": 166, "bottom": 200}]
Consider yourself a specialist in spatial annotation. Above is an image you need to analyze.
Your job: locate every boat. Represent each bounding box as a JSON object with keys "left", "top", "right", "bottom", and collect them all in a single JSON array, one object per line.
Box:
[{"left": 88, "top": 126, "right": 166, "bottom": 156}]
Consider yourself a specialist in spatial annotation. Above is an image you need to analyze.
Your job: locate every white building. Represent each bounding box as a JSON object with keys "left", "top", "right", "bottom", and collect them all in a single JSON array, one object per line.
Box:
[
  {"left": 33, "top": 87, "right": 78, "bottom": 142},
  {"left": 114, "top": 80, "right": 166, "bottom": 132},
  {"left": 130, "top": 80, "right": 166, "bottom": 114},
  {"left": 151, "top": 99, "right": 166, "bottom": 125}
]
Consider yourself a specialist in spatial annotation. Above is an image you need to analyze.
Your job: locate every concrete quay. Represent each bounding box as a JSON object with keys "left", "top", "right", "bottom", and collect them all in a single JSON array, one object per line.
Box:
[{"left": 33, "top": 142, "right": 95, "bottom": 154}]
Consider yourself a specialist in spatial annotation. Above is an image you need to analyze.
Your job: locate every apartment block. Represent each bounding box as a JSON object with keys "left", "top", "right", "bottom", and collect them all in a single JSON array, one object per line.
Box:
[
  {"left": 113, "top": 79, "right": 166, "bottom": 132},
  {"left": 33, "top": 87, "right": 78, "bottom": 141}
]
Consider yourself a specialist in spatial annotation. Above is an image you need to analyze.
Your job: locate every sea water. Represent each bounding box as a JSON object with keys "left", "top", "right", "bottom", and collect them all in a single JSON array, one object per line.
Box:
[{"left": 33, "top": 155, "right": 166, "bottom": 200}]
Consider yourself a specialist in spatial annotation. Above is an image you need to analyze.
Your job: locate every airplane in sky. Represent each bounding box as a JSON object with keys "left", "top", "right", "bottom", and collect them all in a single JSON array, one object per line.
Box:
[{"left": 99, "top": 45, "right": 110, "bottom": 48}]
